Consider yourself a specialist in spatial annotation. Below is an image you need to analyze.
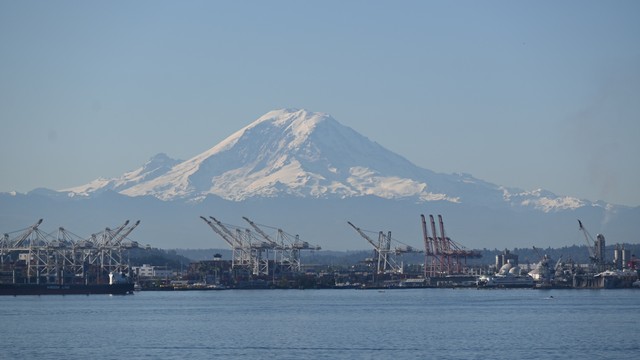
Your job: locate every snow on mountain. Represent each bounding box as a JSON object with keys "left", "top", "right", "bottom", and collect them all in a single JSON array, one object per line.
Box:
[
  {"left": 81, "top": 108, "right": 454, "bottom": 202},
  {"left": 62, "top": 108, "right": 596, "bottom": 212},
  {"left": 64, "top": 153, "right": 182, "bottom": 197},
  {"left": 501, "top": 187, "right": 586, "bottom": 211}
]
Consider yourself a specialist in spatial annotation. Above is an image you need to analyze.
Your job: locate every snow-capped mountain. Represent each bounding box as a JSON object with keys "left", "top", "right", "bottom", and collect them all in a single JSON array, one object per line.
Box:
[
  {"left": 3, "top": 108, "right": 637, "bottom": 250},
  {"left": 69, "top": 109, "right": 450, "bottom": 202},
  {"left": 64, "top": 108, "right": 594, "bottom": 212}
]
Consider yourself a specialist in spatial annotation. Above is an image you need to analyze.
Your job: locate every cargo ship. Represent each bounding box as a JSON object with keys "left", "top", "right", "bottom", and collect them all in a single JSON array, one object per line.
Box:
[
  {"left": 0, "top": 272, "right": 134, "bottom": 296},
  {"left": 0, "top": 282, "right": 134, "bottom": 295}
]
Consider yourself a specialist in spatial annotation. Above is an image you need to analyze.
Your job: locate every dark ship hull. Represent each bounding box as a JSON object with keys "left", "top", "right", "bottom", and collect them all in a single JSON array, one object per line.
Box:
[{"left": 0, "top": 282, "right": 134, "bottom": 295}]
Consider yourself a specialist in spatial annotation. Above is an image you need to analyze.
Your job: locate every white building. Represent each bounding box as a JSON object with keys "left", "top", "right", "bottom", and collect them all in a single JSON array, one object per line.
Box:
[{"left": 133, "top": 264, "right": 173, "bottom": 278}]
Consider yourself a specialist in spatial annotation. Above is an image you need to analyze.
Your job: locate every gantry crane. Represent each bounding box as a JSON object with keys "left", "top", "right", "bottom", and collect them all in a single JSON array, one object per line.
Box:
[
  {"left": 96, "top": 220, "right": 129, "bottom": 278},
  {"left": 242, "top": 216, "right": 280, "bottom": 248},
  {"left": 242, "top": 216, "right": 290, "bottom": 271},
  {"left": 278, "top": 229, "right": 321, "bottom": 272},
  {"left": 200, "top": 216, "right": 256, "bottom": 274},
  {"left": 2, "top": 219, "right": 56, "bottom": 281},
  {"left": 113, "top": 220, "right": 141, "bottom": 247},
  {"left": 100, "top": 220, "right": 141, "bottom": 276},
  {"left": 217, "top": 216, "right": 270, "bottom": 275},
  {"left": 421, "top": 214, "right": 481, "bottom": 277},
  {"left": 100, "top": 220, "right": 130, "bottom": 247},
  {"left": 1, "top": 219, "right": 141, "bottom": 285},
  {"left": 347, "top": 221, "right": 402, "bottom": 274},
  {"left": 243, "top": 216, "right": 319, "bottom": 274},
  {"left": 8, "top": 218, "right": 44, "bottom": 248}
]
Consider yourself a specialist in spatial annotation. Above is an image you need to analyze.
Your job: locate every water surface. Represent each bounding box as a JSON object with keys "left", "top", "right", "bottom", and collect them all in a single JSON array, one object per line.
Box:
[{"left": 1, "top": 289, "right": 638, "bottom": 359}]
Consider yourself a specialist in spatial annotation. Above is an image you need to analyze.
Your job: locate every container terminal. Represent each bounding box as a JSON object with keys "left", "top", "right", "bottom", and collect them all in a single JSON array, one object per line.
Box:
[
  {"left": 1, "top": 216, "right": 638, "bottom": 294},
  {"left": 0, "top": 219, "right": 139, "bottom": 295}
]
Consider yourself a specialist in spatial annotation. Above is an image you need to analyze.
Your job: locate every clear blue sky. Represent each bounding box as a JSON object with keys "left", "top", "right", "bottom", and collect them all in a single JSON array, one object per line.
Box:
[{"left": 1, "top": 1, "right": 639, "bottom": 206}]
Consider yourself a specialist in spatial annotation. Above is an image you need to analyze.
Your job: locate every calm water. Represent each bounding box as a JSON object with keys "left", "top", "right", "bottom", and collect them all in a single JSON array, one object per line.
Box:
[{"left": 1, "top": 289, "right": 638, "bottom": 359}]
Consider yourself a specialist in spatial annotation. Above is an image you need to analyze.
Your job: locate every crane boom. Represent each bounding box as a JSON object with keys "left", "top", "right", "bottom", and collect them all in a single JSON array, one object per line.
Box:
[
  {"left": 429, "top": 215, "right": 440, "bottom": 255},
  {"left": 420, "top": 215, "right": 433, "bottom": 255},
  {"left": 113, "top": 220, "right": 141, "bottom": 246},
  {"left": 105, "top": 220, "right": 130, "bottom": 246},
  {"left": 210, "top": 217, "right": 245, "bottom": 248},
  {"left": 578, "top": 219, "right": 597, "bottom": 260},
  {"left": 12, "top": 219, "right": 44, "bottom": 247},
  {"left": 200, "top": 216, "right": 235, "bottom": 248},
  {"left": 532, "top": 246, "right": 543, "bottom": 260},
  {"left": 347, "top": 221, "right": 379, "bottom": 249},
  {"left": 242, "top": 216, "right": 279, "bottom": 247},
  {"left": 438, "top": 215, "right": 452, "bottom": 253}
]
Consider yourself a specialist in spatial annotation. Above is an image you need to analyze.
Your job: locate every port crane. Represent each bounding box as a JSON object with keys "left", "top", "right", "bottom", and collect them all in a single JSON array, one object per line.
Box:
[
  {"left": 577, "top": 219, "right": 605, "bottom": 269},
  {"left": 347, "top": 221, "right": 403, "bottom": 274},
  {"left": 55, "top": 226, "right": 90, "bottom": 278},
  {"left": 243, "top": 216, "right": 320, "bottom": 273},
  {"left": 201, "top": 216, "right": 319, "bottom": 276},
  {"left": 277, "top": 229, "right": 321, "bottom": 272},
  {"left": 241, "top": 216, "right": 280, "bottom": 276},
  {"left": 113, "top": 220, "right": 141, "bottom": 247},
  {"left": 1, "top": 219, "right": 58, "bottom": 281},
  {"left": 201, "top": 216, "right": 239, "bottom": 264},
  {"left": 1, "top": 219, "right": 141, "bottom": 285},
  {"left": 421, "top": 214, "right": 481, "bottom": 277},
  {"left": 77, "top": 220, "right": 142, "bottom": 282},
  {"left": 96, "top": 220, "right": 129, "bottom": 278},
  {"left": 242, "top": 216, "right": 280, "bottom": 248},
  {"left": 200, "top": 216, "right": 257, "bottom": 274},
  {"left": 7, "top": 218, "right": 44, "bottom": 248},
  {"left": 100, "top": 220, "right": 141, "bottom": 276},
  {"left": 101, "top": 220, "right": 130, "bottom": 247}
]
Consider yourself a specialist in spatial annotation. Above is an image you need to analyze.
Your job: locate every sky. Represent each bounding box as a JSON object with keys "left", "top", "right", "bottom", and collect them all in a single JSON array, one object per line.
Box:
[{"left": 1, "top": 1, "right": 639, "bottom": 207}]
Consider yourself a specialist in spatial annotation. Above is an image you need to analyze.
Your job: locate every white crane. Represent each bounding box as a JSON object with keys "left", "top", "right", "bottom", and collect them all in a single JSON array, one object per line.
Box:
[
  {"left": 347, "top": 221, "right": 402, "bottom": 275},
  {"left": 200, "top": 216, "right": 254, "bottom": 273}
]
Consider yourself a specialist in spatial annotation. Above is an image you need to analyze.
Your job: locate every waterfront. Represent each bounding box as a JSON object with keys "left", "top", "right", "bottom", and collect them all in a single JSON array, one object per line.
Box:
[{"left": 1, "top": 289, "right": 638, "bottom": 359}]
